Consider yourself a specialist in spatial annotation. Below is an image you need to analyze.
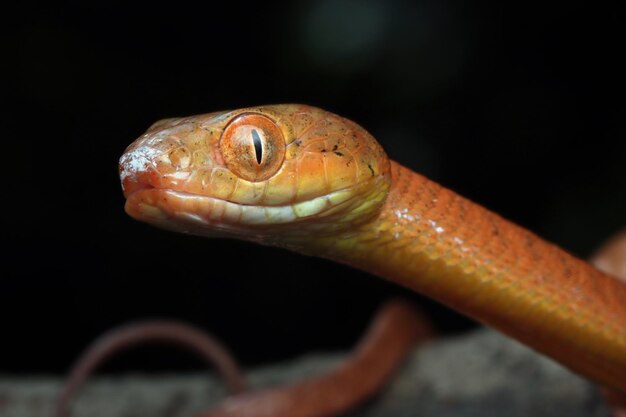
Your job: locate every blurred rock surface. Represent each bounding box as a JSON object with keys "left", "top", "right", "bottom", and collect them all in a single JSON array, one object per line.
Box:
[{"left": 0, "top": 328, "right": 610, "bottom": 417}]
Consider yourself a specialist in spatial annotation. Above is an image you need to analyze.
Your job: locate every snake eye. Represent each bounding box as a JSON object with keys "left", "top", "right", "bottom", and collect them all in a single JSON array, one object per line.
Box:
[{"left": 219, "top": 113, "right": 286, "bottom": 182}]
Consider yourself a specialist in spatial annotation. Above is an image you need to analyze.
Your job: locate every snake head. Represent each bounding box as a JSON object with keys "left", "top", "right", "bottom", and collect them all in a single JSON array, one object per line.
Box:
[{"left": 119, "top": 105, "right": 390, "bottom": 244}]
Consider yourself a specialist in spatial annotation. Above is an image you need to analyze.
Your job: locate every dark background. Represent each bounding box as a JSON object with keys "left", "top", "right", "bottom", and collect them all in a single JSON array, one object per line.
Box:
[{"left": 4, "top": 1, "right": 626, "bottom": 375}]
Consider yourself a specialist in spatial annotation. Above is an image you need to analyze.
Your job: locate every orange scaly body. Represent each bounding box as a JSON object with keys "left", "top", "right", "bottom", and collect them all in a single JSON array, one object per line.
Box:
[
  {"left": 119, "top": 104, "right": 626, "bottom": 396},
  {"left": 320, "top": 161, "right": 626, "bottom": 392}
]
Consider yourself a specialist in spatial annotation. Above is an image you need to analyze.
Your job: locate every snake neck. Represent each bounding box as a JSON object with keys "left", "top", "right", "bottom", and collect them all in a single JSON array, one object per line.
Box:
[{"left": 314, "top": 161, "right": 626, "bottom": 392}]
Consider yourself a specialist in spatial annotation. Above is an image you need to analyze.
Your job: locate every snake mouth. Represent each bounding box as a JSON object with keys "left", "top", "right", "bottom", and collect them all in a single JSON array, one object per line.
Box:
[
  {"left": 122, "top": 181, "right": 155, "bottom": 199},
  {"left": 124, "top": 184, "right": 364, "bottom": 238}
]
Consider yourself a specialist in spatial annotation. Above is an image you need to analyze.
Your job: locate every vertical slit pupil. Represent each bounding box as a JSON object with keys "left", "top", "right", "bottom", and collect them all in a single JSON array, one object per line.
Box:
[{"left": 251, "top": 129, "right": 263, "bottom": 164}]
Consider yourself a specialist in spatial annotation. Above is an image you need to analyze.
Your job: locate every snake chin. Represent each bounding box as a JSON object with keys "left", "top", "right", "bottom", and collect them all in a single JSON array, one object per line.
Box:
[
  {"left": 125, "top": 180, "right": 376, "bottom": 236},
  {"left": 123, "top": 177, "right": 388, "bottom": 241}
]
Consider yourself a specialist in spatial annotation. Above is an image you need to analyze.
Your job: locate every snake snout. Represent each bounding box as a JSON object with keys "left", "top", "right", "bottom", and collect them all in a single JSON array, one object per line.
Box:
[
  {"left": 119, "top": 145, "right": 163, "bottom": 199},
  {"left": 119, "top": 121, "right": 200, "bottom": 198}
]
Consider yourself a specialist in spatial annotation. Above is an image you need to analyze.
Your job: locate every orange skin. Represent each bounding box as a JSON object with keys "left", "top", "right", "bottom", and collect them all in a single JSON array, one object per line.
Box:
[
  {"left": 198, "top": 300, "right": 430, "bottom": 417},
  {"left": 54, "top": 321, "right": 247, "bottom": 417},
  {"left": 120, "top": 105, "right": 626, "bottom": 396},
  {"left": 54, "top": 301, "right": 430, "bottom": 417}
]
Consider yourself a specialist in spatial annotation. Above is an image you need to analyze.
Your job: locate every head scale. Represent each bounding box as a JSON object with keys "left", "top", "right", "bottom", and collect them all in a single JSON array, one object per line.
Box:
[{"left": 119, "top": 104, "right": 390, "bottom": 245}]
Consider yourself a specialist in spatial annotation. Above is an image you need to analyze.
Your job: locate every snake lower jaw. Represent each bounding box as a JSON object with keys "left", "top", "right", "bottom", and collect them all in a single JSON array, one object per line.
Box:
[
  {"left": 124, "top": 187, "right": 261, "bottom": 238},
  {"left": 123, "top": 177, "right": 389, "bottom": 244}
]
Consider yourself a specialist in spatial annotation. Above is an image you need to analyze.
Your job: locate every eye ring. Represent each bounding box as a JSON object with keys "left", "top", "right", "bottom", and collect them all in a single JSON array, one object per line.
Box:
[{"left": 219, "top": 113, "right": 286, "bottom": 182}]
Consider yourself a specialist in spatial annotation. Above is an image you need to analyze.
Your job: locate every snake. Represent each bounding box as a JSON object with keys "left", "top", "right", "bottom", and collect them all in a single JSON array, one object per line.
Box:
[
  {"left": 55, "top": 299, "right": 430, "bottom": 417},
  {"left": 113, "top": 104, "right": 626, "bottom": 414}
]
